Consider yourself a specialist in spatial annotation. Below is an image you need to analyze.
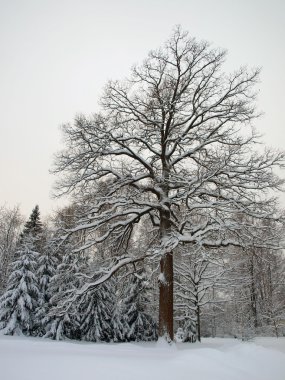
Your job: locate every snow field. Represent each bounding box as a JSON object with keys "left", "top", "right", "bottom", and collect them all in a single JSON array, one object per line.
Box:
[{"left": 0, "top": 335, "right": 285, "bottom": 380}]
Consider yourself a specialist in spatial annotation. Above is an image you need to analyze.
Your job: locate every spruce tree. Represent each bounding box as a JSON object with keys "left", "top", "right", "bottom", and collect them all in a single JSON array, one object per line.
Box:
[
  {"left": 37, "top": 242, "right": 59, "bottom": 302},
  {"left": 78, "top": 281, "right": 114, "bottom": 342},
  {"left": 34, "top": 237, "right": 59, "bottom": 336},
  {"left": 121, "top": 273, "right": 157, "bottom": 342},
  {"left": 43, "top": 247, "right": 87, "bottom": 340},
  {"left": 20, "top": 205, "right": 43, "bottom": 252},
  {"left": 112, "top": 298, "right": 126, "bottom": 342},
  {"left": 0, "top": 235, "right": 40, "bottom": 335},
  {"left": 182, "top": 317, "right": 197, "bottom": 343},
  {"left": 22, "top": 205, "right": 43, "bottom": 235}
]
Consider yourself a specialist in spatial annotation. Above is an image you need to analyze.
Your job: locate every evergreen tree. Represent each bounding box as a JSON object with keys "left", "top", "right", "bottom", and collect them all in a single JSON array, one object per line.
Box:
[
  {"left": 112, "top": 298, "right": 126, "bottom": 343},
  {"left": 37, "top": 242, "right": 59, "bottom": 301},
  {"left": 0, "top": 235, "right": 40, "bottom": 335},
  {"left": 122, "top": 273, "right": 157, "bottom": 342},
  {"left": 43, "top": 247, "right": 87, "bottom": 340},
  {"left": 182, "top": 317, "right": 197, "bottom": 343},
  {"left": 34, "top": 237, "right": 59, "bottom": 336},
  {"left": 20, "top": 205, "right": 43, "bottom": 252},
  {"left": 22, "top": 205, "right": 43, "bottom": 236},
  {"left": 78, "top": 281, "right": 114, "bottom": 342}
]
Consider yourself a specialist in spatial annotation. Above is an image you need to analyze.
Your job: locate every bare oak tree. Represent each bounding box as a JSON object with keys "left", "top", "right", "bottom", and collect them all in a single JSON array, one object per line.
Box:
[{"left": 53, "top": 27, "right": 284, "bottom": 341}]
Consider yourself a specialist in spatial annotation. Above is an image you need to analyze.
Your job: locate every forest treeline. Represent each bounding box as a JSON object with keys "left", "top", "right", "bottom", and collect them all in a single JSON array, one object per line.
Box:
[{"left": 0, "top": 203, "right": 284, "bottom": 342}]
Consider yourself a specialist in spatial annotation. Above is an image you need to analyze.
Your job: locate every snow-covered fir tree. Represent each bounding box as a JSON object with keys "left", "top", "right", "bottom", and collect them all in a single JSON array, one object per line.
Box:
[
  {"left": 0, "top": 235, "right": 40, "bottom": 335},
  {"left": 37, "top": 240, "right": 59, "bottom": 302},
  {"left": 78, "top": 280, "right": 114, "bottom": 342},
  {"left": 112, "top": 293, "right": 127, "bottom": 342},
  {"left": 43, "top": 245, "right": 87, "bottom": 340},
  {"left": 22, "top": 205, "right": 43, "bottom": 236},
  {"left": 34, "top": 236, "right": 59, "bottom": 336},
  {"left": 182, "top": 317, "right": 197, "bottom": 343},
  {"left": 121, "top": 272, "right": 157, "bottom": 342},
  {"left": 20, "top": 205, "right": 44, "bottom": 252}
]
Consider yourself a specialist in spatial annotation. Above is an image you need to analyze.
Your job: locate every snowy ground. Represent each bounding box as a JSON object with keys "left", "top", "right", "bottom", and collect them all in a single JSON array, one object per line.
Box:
[{"left": 0, "top": 334, "right": 285, "bottom": 380}]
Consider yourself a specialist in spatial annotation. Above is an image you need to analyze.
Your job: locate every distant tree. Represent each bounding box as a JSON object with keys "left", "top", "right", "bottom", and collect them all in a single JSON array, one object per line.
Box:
[
  {"left": 53, "top": 27, "right": 285, "bottom": 341},
  {"left": 20, "top": 205, "right": 43, "bottom": 252},
  {"left": 199, "top": 219, "right": 285, "bottom": 339},
  {"left": 175, "top": 245, "right": 227, "bottom": 341},
  {"left": 264, "top": 251, "right": 285, "bottom": 337},
  {"left": 231, "top": 246, "right": 285, "bottom": 338},
  {"left": 0, "top": 235, "right": 40, "bottom": 335},
  {"left": 22, "top": 205, "right": 43, "bottom": 236},
  {"left": 0, "top": 205, "right": 23, "bottom": 293}
]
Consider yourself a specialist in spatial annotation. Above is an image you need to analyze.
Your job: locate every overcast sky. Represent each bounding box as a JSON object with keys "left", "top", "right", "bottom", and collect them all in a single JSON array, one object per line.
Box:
[{"left": 0, "top": 0, "right": 284, "bottom": 217}]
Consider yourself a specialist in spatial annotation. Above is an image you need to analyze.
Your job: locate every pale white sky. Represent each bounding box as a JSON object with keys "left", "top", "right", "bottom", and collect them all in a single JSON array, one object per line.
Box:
[{"left": 0, "top": 0, "right": 284, "bottom": 217}]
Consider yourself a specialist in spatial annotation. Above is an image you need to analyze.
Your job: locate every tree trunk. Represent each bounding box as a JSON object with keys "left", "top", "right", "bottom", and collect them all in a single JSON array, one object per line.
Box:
[
  {"left": 249, "top": 254, "right": 258, "bottom": 329},
  {"left": 158, "top": 164, "right": 173, "bottom": 341},
  {"left": 159, "top": 252, "right": 174, "bottom": 340},
  {"left": 196, "top": 305, "right": 201, "bottom": 342},
  {"left": 211, "top": 287, "right": 216, "bottom": 338}
]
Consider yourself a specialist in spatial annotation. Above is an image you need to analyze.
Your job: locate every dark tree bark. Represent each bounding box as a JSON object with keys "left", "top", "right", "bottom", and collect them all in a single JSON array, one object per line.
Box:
[{"left": 159, "top": 252, "right": 173, "bottom": 340}]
